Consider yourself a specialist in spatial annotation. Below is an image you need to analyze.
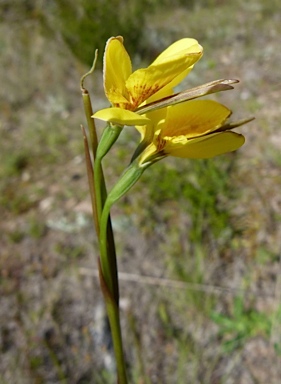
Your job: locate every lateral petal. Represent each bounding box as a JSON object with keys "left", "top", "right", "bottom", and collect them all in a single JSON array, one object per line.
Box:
[
  {"left": 152, "top": 38, "right": 202, "bottom": 64},
  {"left": 93, "top": 108, "right": 150, "bottom": 126},
  {"left": 161, "top": 100, "right": 231, "bottom": 139},
  {"left": 103, "top": 37, "right": 132, "bottom": 105},
  {"left": 126, "top": 50, "right": 202, "bottom": 109},
  {"left": 165, "top": 132, "right": 245, "bottom": 158}
]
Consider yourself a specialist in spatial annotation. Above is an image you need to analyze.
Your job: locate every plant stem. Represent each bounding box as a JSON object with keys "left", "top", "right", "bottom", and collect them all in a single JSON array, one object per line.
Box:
[
  {"left": 99, "top": 161, "right": 145, "bottom": 304},
  {"left": 94, "top": 124, "right": 123, "bottom": 303},
  {"left": 98, "top": 162, "right": 146, "bottom": 384},
  {"left": 81, "top": 65, "right": 126, "bottom": 381},
  {"left": 80, "top": 50, "right": 99, "bottom": 158},
  {"left": 99, "top": 206, "right": 127, "bottom": 383},
  {"left": 98, "top": 259, "right": 128, "bottom": 384}
]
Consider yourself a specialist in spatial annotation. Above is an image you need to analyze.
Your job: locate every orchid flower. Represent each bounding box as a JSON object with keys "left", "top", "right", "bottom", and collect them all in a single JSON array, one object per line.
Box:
[
  {"left": 93, "top": 36, "right": 203, "bottom": 125},
  {"left": 136, "top": 100, "right": 253, "bottom": 165}
]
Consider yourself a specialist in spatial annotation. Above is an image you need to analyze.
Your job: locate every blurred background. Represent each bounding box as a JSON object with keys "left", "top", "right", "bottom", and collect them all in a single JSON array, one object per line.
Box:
[{"left": 1, "top": 0, "right": 281, "bottom": 383}]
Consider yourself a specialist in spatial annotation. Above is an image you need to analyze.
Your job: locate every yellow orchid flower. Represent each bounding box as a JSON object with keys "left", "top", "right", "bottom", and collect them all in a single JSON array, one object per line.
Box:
[
  {"left": 137, "top": 99, "right": 253, "bottom": 165},
  {"left": 93, "top": 36, "right": 203, "bottom": 125}
]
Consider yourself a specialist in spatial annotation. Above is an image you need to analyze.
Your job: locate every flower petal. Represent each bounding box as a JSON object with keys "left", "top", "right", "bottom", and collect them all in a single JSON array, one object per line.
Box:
[
  {"left": 103, "top": 37, "right": 132, "bottom": 105},
  {"left": 152, "top": 38, "right": 202, "bottom": 65},
  {"left": 126, "top": 42, "right": 202, "bottom": 109},
  {"left": 138, "top": 142, "right": 159, "bottom": 165},
  {"left": 148, "top": 39, "right": 203, "bottom": 100},
  {"left": 161, "top": 100, "right": 231, "bottom": 139},
  {"left": 135, "top": 107, "right": 168, "bottom": 141},
  {"left": 165, "top": 131, "right": 245, "bottom": 158},
  {"left": 93, "top": 108, "right": 150, "bottom": 126}
]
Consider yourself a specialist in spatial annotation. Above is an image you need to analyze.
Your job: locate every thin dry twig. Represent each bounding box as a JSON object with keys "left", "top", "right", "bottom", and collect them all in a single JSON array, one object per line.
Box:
[{"left": 79, "top": 267, "right": 275, "bottom": 298}]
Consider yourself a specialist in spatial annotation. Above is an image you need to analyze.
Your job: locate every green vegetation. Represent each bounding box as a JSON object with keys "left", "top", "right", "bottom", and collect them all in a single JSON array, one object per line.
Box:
[{"left": 211, "top": 296, "right": 273, "bottom": 352}]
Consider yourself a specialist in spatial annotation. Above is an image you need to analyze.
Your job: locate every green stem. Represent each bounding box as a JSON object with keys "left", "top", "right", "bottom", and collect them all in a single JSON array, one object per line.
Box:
[
  {"left": 80, "top": 62, "right": 127, "bottom": 381},
  {"left": 81, "top": 67, "right": 123, "bottom": 378},
  {"left": 99, "top": 161, "right": 146, "bottom": 384},
  {"left": 82, "top": 127, "right": 119, "bottom": 297},
  {"left": 81, "top": 125, "right": 99, "bottom": 235},
  {"left": 93, "top": 124, "right": 123, "bottom": 303},
  {"left": 94, "top": 154, "right": 107, "bottom": 225},
  {"left": 99, "top": 161, "right": 145, "bottom": 302},
  {"left": 106, "top": 300, "right": 128, "bottom": 384},
  {"left": 81, "top": 112, "right": 118, "bottom": 293},
  {"left": 82, "top": 90, "right": 98, "bottom": 158},
  {"left": 98, "top": 260, "right": 128, "bottom": 384},
  {"left": 94, "top": 124, "right": 123, "bottom": 222}
]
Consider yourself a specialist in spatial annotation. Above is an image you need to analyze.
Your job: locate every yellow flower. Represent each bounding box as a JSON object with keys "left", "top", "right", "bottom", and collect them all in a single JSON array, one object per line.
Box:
[
  {"left": 93, "top": 36, "right": 203, "bottom": 125},
  {"left": 138, "top": 100, "right": 252, "bottom": 165}
]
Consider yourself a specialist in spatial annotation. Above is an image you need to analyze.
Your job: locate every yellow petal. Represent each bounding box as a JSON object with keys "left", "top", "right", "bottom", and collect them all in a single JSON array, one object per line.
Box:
[
  {"left": 138, "top": 142, "right": 159, "bottom": 165},
  {"left": 135, "top": 107, "right": 167, "bottom": 141},
  {"left": 139, "top": 40, "right": 202, "bottom": 106},
  {"left": 148, "top": 65, "right": 193, "bottom": 104},
  {"left": 103, "top": 37, "right": 132, "bottom": 105},
  {"left": 161, "top": 100, "right": 231, "bottom": 139},
  {"left": 93, "top": 108, "right": 150, "bottom": 126},
  {"left": 165, "top": 132, "right": 245, "bottom": 158},
  {"left": 126, "top": 45, "right": 202, "bottom": 109},
  {"left": 147, "top": 39, "right": 203, "bottom": 101},
  {"left": 144, "top": 86, "right": 174, "bottom": 105},
  {"left": 152, "top": 38, "right": 202, "bottom": 65}
]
